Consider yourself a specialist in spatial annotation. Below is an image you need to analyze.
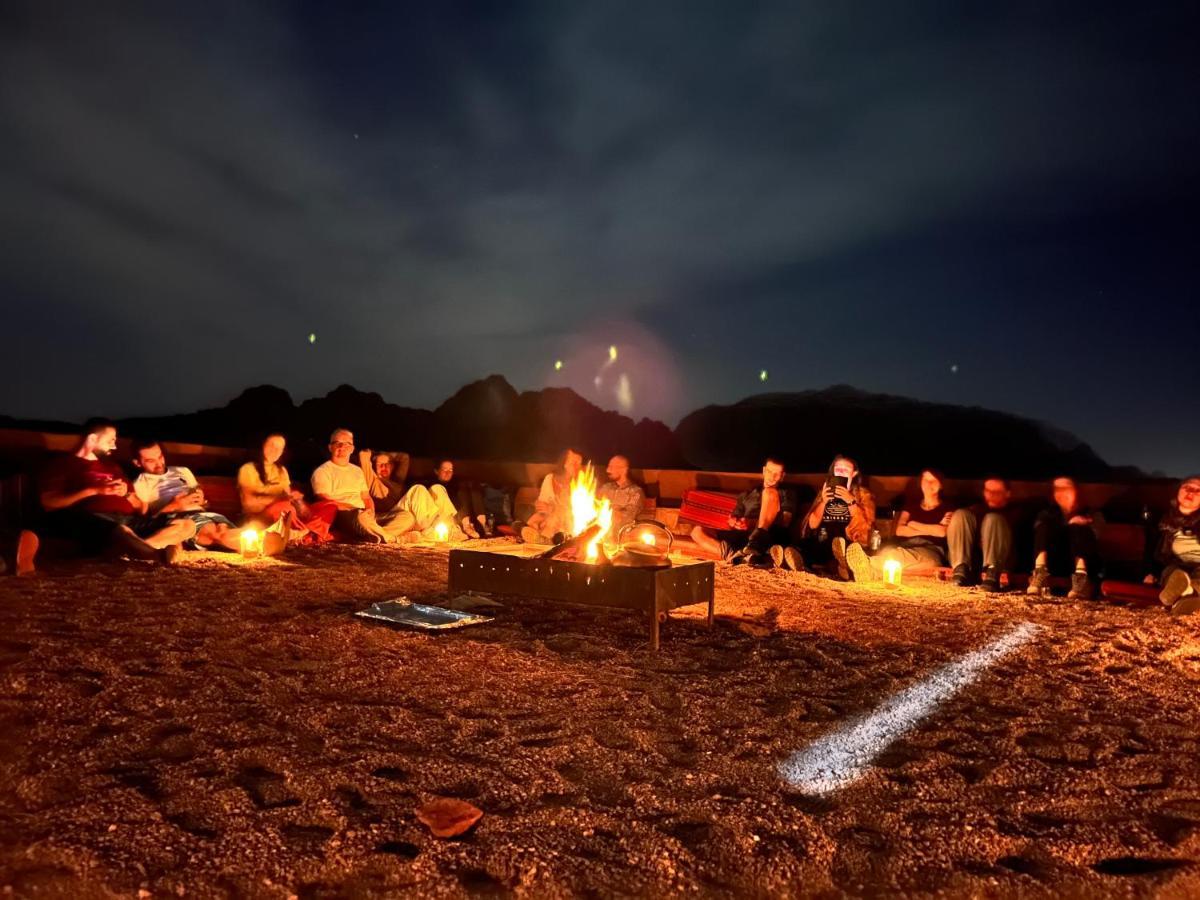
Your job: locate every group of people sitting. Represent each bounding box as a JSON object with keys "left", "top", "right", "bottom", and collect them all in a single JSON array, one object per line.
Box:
[
  {"left": 7, "top": 422, "right": 1198, "bottom": 618},
  {"left": 10, "top": 419, "right": 520, "bottom": 574},
  {"left": 686, "top": 455, "right": 1200, "bottom": 617}
]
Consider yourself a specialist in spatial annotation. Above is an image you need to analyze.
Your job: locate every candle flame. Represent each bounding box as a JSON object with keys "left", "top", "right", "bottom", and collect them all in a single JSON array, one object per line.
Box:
[
  {"left": 434, "top": 521, "right": 449, "bottom": 542},
  {"left": 640, "top": 532, "right": 656, "bottom": 546}
]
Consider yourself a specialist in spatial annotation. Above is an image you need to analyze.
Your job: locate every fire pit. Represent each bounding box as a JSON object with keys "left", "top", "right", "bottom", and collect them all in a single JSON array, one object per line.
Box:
[{"left": 447, "top": 544, "right": 714, "bottom": 649}]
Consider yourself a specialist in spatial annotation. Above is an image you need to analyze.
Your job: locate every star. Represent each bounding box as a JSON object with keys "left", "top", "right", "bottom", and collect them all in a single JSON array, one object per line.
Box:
[
  {"left": 308, "top": 333, "right": 316, "bottom": 345},
  {"left": 759, "top": 369, "right": 769, "bottom": 382},
  {"left": 950, "top": 364, "right": 959, "bottom": 374},
  {"left": 554, "top": 359, "right": 563, "bottom": 371}
]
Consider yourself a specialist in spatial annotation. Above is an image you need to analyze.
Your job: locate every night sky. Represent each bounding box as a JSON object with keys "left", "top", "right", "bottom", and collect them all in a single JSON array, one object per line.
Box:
[{"left": 2, "top": 1, "right": 1197, "bottom": 475}]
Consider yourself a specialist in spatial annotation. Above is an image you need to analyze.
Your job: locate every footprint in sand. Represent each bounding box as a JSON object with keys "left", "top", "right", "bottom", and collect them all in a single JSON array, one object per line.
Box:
[{"left": 235, "top": 764, "right": 299, "bottom": 809}]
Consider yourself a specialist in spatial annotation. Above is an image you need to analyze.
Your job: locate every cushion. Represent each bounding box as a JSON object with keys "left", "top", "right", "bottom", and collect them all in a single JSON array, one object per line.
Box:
[{"left": 677, "top": 489, "right": 738, "bottom": 531}]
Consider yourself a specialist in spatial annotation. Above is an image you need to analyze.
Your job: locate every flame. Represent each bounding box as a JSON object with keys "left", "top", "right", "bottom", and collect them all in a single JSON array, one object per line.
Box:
[
  {"left": 883, "top": 558, "right": 902, "bottom": 585},
  {"left": 434, "top": 521, "right": 449, "bottom": 542},
  {"left": 240, "top": 528, "right": 262, "bottom": 558},
  {"left": 640, "top": 532, "right": 656, "bottom": 546},
  {"left": 569, "top": 463, "right": 612, "bottom": 562}
]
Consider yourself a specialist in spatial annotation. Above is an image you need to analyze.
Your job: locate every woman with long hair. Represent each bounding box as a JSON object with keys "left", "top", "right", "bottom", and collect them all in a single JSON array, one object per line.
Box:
[{"left": 797, "top": 454, "right": 876, "bottom": 578}]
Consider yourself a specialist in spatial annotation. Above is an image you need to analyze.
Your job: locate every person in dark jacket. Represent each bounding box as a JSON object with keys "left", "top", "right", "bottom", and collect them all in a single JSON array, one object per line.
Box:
[
  {"left": 690, "top": 457, "right": 796, "bottom": 567},
  {"left": 1026, "top": 476, "right": 1103, "bottom": 600},
  {"left": 1145, "top": 475, "right": 1200, "bottom": 615}
]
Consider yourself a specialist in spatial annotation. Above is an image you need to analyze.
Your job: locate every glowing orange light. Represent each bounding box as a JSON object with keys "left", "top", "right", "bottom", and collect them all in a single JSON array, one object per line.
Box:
[
  {"left": 883, "top": 558, "right": 902, "bottom": 586},
  {"left": 569, "top": 463, "right": 612, "bottom": 562},
  {"left": 434, "top": 522, "right": 449, "bottom": 542},
  {"left": 640, "top": 532, "right": 656, "bottom": 546},
  {"left": 240, "top": 528, "right": 262, "bottom": 559}
]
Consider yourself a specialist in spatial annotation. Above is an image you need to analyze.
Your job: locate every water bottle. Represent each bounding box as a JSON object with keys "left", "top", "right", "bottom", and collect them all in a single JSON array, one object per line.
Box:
[
  {"left": 818, "top": 525, "right": 828, "bottom": 544},
  {"left": 869, "top": 527, "right": 882, "bottom": 553}
]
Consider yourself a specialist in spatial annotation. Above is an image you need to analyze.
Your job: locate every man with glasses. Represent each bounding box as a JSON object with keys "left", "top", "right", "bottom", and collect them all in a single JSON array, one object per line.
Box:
[
  {"left": 946, "top": 476, "right": 1019, "bottom": 591},
  {"left": 311, "top": 428, "right": 389, "bottom": 542}
]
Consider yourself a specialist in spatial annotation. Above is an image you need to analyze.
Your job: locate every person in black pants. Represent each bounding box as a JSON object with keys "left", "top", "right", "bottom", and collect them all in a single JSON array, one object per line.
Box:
[
  {"left": 1027, "top": 476, "right": 1102, "bottom": 600},
  {"left": 690, "top": 458, "right": 795, "bottom": 567}
]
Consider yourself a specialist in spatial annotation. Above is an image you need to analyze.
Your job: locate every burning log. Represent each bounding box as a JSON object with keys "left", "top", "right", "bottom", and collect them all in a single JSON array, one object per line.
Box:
[{"left": 536, "top": 523, "right": 604, "bottom": 560}]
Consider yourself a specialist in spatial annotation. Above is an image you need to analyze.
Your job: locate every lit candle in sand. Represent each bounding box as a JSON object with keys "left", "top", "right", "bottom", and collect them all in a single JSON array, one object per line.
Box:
[
  {"left": 434, "top": 522, "right": 449, "bottom": 543},
  {"left": 240, "top": 528, "right": 262, "bottom": 559},
  {"left": 883, "top": 558, "right": 902, "bottom": 587}
]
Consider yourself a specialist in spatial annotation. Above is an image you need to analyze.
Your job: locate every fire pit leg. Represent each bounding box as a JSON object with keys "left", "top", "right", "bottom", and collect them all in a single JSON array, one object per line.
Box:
[
  {"left": 706, "top": 595, "right": 714, "bottom": 628},
  {"left": 649, "top": 605, "right": 660, "bottom": 651}
]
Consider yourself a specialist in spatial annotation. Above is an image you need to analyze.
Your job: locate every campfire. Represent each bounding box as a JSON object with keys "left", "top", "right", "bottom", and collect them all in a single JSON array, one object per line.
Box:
[{"left": 536, "top": 463, "right": 614, "bottom": 563}]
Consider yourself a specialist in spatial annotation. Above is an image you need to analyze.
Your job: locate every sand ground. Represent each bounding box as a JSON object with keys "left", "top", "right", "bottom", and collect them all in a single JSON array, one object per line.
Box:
[{"left": 1, "top": 539, "right": 1199, "bottom": 898}]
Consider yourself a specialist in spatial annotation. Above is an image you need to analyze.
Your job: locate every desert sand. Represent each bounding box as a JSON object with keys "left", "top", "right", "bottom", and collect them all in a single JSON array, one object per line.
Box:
[{"left": 2, "top": 539, "right": 1199, "bottom": 898}]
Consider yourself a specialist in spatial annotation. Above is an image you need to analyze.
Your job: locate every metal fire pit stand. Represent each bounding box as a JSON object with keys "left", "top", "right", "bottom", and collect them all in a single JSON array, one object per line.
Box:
[{"left": 448, "top": 547, "right": 715, "bottom": 650}]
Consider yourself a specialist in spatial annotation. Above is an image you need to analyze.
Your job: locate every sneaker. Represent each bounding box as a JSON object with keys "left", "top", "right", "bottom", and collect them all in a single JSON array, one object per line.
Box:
[
  {"left": 16, "top": 530, "right": 38, "bottom": 577},
  {"left": 844, "top": 541, "right": 876, "bottom": 583},
  {"left": 717, "top": 539, "right": 732, "bottom": 561},
  {"left": 783, "top": 547, "right": 805, "bottom": 572},
  {"left": 950, "top": 564, "right": 972, "bottom": 587},
  {"left": 1067, "top": 571, "right": 1096, "bottom": 600},
  {"left": 769, "top": 545, "right": 785, "bottom": 569},
  {"left": 980, "top": 566, "right": 1002, "bottom": 593},
  {"left": 730, "top": 547, "right": 752, "bottom": 566},
  {"left": 1158, "top": 569, "right": 1193, "bottom": 607},
  {"left": 1026, "top": 566, "right": 1051, "bottom": 597},
  {"left": 1169, "top": 595, "right": 1200, "bottom": 616},
  {"left": 461, "top": 516, "right": 480, "bottom": 540},
  {"left": 749, "top": 553, "right": 773, "bottom": 569},
  {"left": 831, "top": 537, "right": 850, "bottom": 581}
]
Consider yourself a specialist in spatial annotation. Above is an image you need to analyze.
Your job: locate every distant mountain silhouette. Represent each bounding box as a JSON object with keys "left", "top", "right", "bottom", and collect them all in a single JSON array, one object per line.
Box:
[
  {"left": 675, "top": 384, "right": 1128, "bottom": 479},
  {"left": 1, "top": 378, "right": 1142, "bottom": 479}
]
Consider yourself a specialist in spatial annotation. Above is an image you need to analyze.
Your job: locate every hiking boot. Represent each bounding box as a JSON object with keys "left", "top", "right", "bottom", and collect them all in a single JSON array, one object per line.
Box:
[
  {"left": 16, "top": 530, "right": 38, "bottom": 577},
  {"left": 783, "top": 547, "right": 805, "bottom": 572},
  {"left": 980, "top": 566, "right": 1003, "bottom": 593},
  {"left": 845, "top": 541, "right": 876, "bottom": 583},
  {"left": 1067, "top": 571, "right": 1096, "bottom": 601},
  {"left": 1158, "top": 569, "right": 1193, "bottom": 607},
  {"left": 749, "top": 552, "right": 773, "bottom": 569},
  {"left": 1169, "top": 595, "right": 1200, "bottom": 616},
  {"left": 1026, "top": 566, "right": 1052, "bottom": 597},
  {"left": 831, "top": 537, "right": 850, "bottom": 580},
  {"left": 950, "top": 564, "right": 972, "bottom": 587},
  {"left": 769, "top": 545, "right": 785, "bottom": 569}
]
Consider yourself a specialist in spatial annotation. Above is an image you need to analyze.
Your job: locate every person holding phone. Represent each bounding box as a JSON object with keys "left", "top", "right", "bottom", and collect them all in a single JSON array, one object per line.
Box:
[
  {"left": 798, "top": 455, "right": 875, "bottom": 577},
  {"left": 843, "top": 468, "right": 955, "bottom": 583}
]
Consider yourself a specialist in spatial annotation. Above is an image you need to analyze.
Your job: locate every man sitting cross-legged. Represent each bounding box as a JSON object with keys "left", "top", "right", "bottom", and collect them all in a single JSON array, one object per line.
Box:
[
  {"left": 946, "top": 476, "right": 1020, "bottom": 591},
  {"left": 311, "top": 428, "right": 390, "bottom": 543},
  {"left": 132, "top": 439, "right": 284, "bottom": 556},
  {"left": 32, "top": 418, "right": 194, "bottom": 570},
  {"left": 359, "top": 449, "right": 465, "bottom": 543},
  {"left": 691, "top": 457, "right": 795, "bottom": 567}
]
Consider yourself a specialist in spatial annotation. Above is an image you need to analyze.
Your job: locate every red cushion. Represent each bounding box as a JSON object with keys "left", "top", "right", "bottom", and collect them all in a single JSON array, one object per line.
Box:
[
  {"left": 1101, "top": 580, "right": 1160, "bottom": 605},
  {"left": 677, "top": 489, "right": 738, "bottom": 531}
]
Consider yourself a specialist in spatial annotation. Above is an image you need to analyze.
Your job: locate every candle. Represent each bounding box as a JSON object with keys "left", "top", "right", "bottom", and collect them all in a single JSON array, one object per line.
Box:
[
  {"left": 883, "top": 558, "right": 902, "bottom": 586},
  {"left": 434, "top": 522, "right": 449, "bottom": 543},
  {"left": 240, "top": 528, "right": 262, "bottom": 559}
]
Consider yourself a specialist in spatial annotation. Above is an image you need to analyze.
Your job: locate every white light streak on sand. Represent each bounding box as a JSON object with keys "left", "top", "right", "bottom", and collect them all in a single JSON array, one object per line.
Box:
[{"left": 779, "top": 621, "right": 1040, "bottom": 794}]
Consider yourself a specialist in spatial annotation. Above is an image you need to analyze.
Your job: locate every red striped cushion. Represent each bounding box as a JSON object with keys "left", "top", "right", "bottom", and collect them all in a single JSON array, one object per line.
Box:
[{"left": 678, "top": 489, "right": 738, "bottom": 531}]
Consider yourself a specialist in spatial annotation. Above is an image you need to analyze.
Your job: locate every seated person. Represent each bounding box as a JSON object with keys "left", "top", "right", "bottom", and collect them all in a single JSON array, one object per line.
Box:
[
  {"left": 1145, "top": 475, "right": 1200, "bottom": 615},
  {"left": 946, "top": 477, "right": 1020, "bottom": 591},
  {"left": 238, "top": 433, "right": 327, "bottom": 542},
  {"left": 311, "top": 428, "right": 389, "bottom": 543},
  {"left": 598, "top": 455, "right": 645, "bottom": 537},
  {"left": 690, "top": 457, "right": 795, "bottom": 567},
  {"left": 520, "top": 448, "right": 583, "bottom": 544},
  {"left": 845, "top": 468, "right": 954, "bottom": 583},
  {"left": 360, "top": 449, "right": 465, "bottom": 542},
  {"left": 132, "top": 439, "right": 283, "bottom": 555},
  {"left": 797, "top": 455, "right": 875, "bottom": 577},
  {"left": 423, "top": 458, "right": 489, "bottom": 538},
  {"left": 34, "top": 418, "right": 194, "bottom": 567},
  {"left": 1026, "top": 476, "right": 1102, "bottom": 599}
]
